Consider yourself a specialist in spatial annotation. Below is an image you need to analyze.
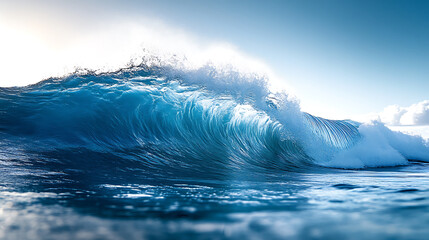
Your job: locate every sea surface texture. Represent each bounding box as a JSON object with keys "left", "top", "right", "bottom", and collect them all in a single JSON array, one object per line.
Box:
[{"left": 1, "top": 63, "right": 429, "bottom": 240}]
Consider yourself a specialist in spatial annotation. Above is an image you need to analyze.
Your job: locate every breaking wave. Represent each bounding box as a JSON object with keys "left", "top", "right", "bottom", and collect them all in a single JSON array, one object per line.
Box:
[{"left": 1, "top": 61, "right": 428, "bottom": 178}]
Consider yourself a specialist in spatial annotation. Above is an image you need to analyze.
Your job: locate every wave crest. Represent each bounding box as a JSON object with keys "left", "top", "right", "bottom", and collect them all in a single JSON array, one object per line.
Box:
[{"left": 1, "top": 62, "right": 428, "bottom": 174}]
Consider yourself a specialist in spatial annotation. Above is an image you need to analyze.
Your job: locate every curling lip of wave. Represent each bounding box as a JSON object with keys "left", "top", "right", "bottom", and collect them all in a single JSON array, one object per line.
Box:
[{"left": 0, "top": 63, "right": 428, "bottom": 173}]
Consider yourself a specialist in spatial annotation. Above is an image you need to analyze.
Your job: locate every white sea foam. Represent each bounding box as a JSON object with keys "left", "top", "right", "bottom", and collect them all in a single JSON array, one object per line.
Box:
[{"left": 322, "top": 122, "right": 429, "bottom": 169}]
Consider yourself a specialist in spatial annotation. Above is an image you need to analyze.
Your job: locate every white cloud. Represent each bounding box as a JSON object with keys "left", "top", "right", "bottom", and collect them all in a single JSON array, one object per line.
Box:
[{"left": 375, "top": 100, "right": 429, "bottom": 126}]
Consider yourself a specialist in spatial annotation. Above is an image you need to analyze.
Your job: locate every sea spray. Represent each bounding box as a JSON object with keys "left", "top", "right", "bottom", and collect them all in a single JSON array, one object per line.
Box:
[{"left": 1, "top": 60, "right": 428, "bottom": 172}]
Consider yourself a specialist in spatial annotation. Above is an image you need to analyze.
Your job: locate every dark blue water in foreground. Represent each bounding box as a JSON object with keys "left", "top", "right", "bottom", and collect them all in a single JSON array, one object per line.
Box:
[{"left": 1, "top": 65, "right": 429, "bottom": 239}]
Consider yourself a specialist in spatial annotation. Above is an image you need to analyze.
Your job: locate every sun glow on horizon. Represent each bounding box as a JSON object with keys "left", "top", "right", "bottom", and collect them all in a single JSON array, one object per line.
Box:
[{"left": 0, "top": 12, "right": 291, "bottom": 96}]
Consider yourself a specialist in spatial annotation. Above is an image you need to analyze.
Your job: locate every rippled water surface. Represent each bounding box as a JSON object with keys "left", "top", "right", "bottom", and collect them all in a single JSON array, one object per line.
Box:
[{"left": 1, "top": 157, "right": 429, "bottom": 240}]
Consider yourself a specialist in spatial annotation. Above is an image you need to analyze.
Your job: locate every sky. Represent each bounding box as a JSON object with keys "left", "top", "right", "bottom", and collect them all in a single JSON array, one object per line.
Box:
[{"left": 0, "top": 0, "right": 428, "bottom": 122}]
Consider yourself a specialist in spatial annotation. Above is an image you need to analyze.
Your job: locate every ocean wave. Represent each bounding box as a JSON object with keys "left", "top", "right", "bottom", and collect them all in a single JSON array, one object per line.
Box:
[{"left": 1, "top": 62, "right": 428, "bottom": 174}]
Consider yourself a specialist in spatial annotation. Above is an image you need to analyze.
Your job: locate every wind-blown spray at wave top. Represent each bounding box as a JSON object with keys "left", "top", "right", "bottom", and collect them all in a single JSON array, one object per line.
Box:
[{"left": 0, "top": 54, "right": 428, "bottom": 178}]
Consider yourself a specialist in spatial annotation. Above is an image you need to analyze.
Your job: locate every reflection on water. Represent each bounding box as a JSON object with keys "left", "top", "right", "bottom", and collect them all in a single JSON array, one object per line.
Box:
[{"left": 1, "top": 155, "right": 429, "bottom": 240}]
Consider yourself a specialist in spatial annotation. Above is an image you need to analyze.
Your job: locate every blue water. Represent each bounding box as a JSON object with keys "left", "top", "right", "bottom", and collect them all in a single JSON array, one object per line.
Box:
[{"left": 1, "top": 64, "right": 429, "bottom": 239}]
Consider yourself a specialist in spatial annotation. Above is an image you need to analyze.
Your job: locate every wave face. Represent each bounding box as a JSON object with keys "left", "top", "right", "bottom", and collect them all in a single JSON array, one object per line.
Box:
[{"left": 1, "top": 64, "right": 428, "bottom": 178}]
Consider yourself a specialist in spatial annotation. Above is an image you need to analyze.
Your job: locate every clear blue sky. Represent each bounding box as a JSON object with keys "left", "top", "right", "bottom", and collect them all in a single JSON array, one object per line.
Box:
[{"left": 2, "top": 0, "right": 429, "bottom": 119}]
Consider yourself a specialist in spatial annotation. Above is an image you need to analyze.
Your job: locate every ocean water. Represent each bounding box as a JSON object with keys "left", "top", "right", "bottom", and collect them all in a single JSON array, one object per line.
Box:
[{"left": 1, "top": 63, "right": 429, "bottom": 240}]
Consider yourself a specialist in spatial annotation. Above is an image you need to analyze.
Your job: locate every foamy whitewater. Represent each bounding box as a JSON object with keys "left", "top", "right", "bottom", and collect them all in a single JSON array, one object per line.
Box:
[{"left": 1, "top": 58, "right": 429, "bottom": 240}]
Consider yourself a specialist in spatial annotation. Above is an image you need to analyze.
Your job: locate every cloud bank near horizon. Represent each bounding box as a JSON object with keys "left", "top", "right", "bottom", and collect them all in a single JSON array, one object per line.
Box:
[{"left": 376, "top": 100, "right": 429, "bottom": 126}]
